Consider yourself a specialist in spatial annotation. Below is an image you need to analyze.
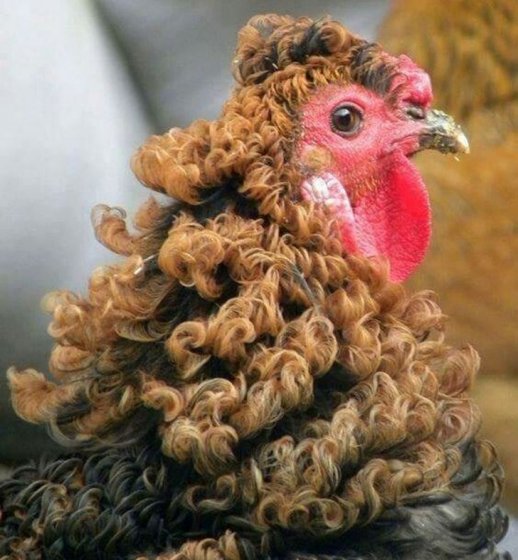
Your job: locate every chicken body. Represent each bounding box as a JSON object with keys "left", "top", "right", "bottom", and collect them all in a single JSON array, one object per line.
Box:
[{"left": 0, "top": 13, "right": 510, "bottom": 559}]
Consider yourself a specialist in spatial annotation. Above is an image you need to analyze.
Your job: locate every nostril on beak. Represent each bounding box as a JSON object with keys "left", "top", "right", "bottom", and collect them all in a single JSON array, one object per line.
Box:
[{"left": 406, "top": 105, "right": 426, "bottom": 120}]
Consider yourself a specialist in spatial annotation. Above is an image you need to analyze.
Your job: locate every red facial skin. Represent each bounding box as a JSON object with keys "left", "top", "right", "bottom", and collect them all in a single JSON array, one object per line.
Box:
[{"left": 298, "top": 55, "right": 434, "bottom": 282}]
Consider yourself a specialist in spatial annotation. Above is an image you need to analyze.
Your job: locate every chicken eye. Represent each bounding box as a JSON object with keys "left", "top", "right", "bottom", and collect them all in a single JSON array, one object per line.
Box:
[{"left": 331, "top": 105, "right": 363, "bottom": 136}]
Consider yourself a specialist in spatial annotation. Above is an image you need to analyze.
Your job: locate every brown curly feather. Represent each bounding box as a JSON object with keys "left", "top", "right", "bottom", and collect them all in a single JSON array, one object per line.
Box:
[{"left": 4, "top": 14, "right": 506, "bottom": 560}]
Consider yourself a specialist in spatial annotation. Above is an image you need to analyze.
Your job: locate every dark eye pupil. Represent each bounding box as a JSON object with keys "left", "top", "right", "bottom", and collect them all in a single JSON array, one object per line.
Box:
[
  {"left": 336, "top": 109, "right": 352, "bottom": 128},
  {"left": 331, "top": 105, "right": 362, "bottom": 136}
]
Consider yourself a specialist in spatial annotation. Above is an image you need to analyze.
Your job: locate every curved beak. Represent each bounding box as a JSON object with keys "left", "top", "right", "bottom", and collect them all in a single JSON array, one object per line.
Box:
[{"left": 418, "top": 109, "right": 470, "bottom": 155}]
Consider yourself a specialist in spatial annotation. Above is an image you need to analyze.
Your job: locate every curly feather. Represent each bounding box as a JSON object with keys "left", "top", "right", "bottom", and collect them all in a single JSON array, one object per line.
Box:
[{"left": 2, "top": 13, "right": 509, "bottom": 560}]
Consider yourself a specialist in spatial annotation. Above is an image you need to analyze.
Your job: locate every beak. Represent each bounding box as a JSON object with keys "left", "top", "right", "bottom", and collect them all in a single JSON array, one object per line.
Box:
[{"left": 418, "top": 109, "right": 470, "bottom": 155}]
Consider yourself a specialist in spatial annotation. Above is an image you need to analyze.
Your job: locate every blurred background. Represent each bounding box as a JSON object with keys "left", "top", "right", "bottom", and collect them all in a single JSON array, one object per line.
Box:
[{"left": 1, "top": 0, "right": 516, "bottom": 549}]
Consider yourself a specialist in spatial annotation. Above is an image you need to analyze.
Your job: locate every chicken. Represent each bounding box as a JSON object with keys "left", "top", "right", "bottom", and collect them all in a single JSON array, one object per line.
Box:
[
  {"left": 379, "top": 0, "right": 518, "bottom": 511},
  {"left": 0, "top": 14, "right": 509, "bottom": 559}
]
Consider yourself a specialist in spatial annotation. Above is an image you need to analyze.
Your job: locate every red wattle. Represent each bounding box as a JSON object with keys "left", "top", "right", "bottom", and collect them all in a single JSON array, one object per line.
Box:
[{"left": 352, "top": 157, "right": 431, "bottom": 282}]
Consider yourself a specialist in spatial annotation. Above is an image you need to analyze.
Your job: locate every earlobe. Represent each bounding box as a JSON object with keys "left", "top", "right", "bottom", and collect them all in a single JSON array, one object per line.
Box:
[{"left": 298, "top": 146, "right": 334, "bottom": 174}]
